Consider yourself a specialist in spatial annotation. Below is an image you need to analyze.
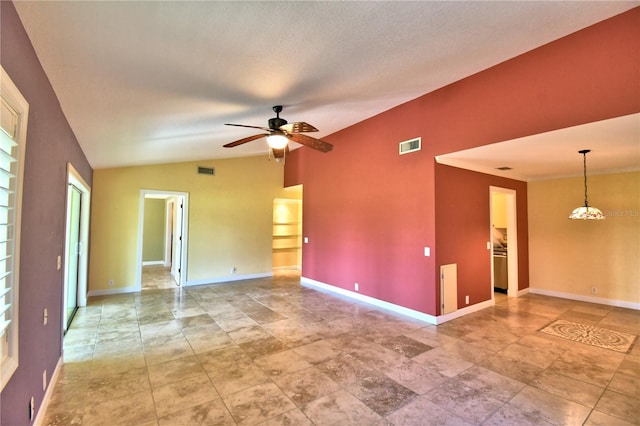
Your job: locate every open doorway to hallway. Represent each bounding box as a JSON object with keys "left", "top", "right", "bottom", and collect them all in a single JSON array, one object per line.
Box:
[{"left": 137, "top": 190, "right": 189, "bottom": 290}]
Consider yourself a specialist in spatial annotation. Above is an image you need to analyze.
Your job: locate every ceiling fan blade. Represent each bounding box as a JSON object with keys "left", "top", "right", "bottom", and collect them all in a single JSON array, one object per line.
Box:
[
  {"left": 288, "top": 133, "right": 333, "bottom": 153},
  {"left": 225, "top": 123, "right": 272, "bottom": 132},
  {"left": 280, "top": 122, "right": 319, "bottom": 133},
  {"left": 223, "top": 133, "right": 269, "bottom": 148}
]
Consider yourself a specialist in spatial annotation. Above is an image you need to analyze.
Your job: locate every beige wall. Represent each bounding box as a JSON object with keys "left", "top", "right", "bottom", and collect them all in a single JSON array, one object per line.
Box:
[
  {"left": 89, "top": 156, "right": 285, "bottom": 291},
  {"left": 528, "top": 171, "right": 639, "bottom": 305},
  {"left": 142, "top": 198, "right": 166, "bottom": 262}
]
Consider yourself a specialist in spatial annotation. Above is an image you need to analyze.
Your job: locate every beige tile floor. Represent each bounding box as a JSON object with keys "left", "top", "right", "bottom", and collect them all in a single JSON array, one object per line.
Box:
[{"left": 43, "top": 269, "right": 639, "bottom": 425}]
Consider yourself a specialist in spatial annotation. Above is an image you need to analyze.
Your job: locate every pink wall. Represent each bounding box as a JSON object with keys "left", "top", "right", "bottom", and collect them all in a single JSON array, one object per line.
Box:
[
  {"left": 285, "top": 8, "right": 640, "bottom": 316},
  {"left": 1, "top": 2, "right": 93, "bottom": 424},
  {"left": 434, "top": 165, "right": 529, "bottom": 311}
]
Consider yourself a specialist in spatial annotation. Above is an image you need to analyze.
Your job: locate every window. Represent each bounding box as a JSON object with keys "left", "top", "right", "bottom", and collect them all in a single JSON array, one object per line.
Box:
[{"left": 0, "top": 66, "right": 28, "bottom": 391}]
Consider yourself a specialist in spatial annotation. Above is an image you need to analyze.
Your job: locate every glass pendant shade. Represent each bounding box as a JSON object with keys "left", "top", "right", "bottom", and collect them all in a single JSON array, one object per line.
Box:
[
  {"left": 569, "top": 206, "right": 605, "bottom": 220},
  {"left": 569, "top": 149, "right": 605, "bottom": 220},
  {"left": 266, "top": 133, "right": 288, "bottom": 150}
]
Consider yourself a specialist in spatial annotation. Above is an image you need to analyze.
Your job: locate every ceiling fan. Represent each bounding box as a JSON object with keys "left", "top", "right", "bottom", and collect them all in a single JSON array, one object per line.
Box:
[{"left": 224, "top": 105, "right": 333, "bottom": 159}]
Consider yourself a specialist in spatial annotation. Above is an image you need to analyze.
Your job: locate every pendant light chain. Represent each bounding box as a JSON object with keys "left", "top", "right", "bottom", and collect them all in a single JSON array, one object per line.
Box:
[
  {"left": 569, "top": 149, "right": 605, "bottom": 220},
  {"left": 582, "top": 151, "right": 589, "bottom": 208}
]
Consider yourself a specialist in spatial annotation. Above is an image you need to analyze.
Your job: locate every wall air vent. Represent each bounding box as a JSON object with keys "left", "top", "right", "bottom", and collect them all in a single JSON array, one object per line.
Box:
[
  {"left": 197, "top": 166, "right": 215, "bottom": 175},
  {"left": 399, "top": 137, "right": 421, "bottom": 155}
]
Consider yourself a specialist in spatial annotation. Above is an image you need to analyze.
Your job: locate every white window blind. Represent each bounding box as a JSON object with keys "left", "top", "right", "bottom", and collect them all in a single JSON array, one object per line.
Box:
[
  {"left": 1, "top": 66, "right": 28, "bottom": 391},
  {"left": 0, "top": 100, "right": 17, "bottom": 339}
]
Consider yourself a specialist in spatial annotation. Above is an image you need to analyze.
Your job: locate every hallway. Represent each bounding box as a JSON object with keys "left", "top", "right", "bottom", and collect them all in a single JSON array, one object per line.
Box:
[{"left": 43, "top": 274, "right": 639, "bottom": 425}]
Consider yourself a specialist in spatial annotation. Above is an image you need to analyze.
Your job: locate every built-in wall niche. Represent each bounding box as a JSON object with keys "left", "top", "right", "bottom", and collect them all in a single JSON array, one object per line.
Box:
[{"left": 272, "top": 198, "right": 302, "bottom": 269}]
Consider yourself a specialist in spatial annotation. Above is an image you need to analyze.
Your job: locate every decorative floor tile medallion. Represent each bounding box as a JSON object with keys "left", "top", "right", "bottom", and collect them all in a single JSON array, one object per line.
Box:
[{"left": 539, "top": 319, "right": 636, "bottom": 353}]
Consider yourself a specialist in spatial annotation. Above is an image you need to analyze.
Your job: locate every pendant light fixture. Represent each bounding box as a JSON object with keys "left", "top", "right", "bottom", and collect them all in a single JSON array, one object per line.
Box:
[{"left": 569, "top": 149, "right": 605, "bottom": 220}]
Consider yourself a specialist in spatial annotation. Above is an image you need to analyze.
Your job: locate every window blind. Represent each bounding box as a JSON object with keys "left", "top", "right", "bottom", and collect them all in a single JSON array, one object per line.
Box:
[{"left": 0, "top": 99, "right": 18, "bottom": 342}]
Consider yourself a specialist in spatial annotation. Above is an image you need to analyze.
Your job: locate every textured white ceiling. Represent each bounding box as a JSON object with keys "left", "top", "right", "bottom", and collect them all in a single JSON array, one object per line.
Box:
[
  {"left": 437, "top": 114, "right": 640, "bottom": 181},
  {"left": 13, "top": 1, "right": 639, "bottom": 172}
]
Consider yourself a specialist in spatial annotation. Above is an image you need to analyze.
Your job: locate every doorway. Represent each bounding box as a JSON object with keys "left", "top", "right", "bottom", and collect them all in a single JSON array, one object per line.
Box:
[
  {"left": 490, "top": 187, "right": 518, "bottom": 299},
  {"left": 63, "top": 164, "right": 90, "bottom": 333},
  {"left": 272, "top": 185, "right": 303, "bottom": 272},
  {"left": 137, "top": 190, "right": 188, "bottom": 289}
]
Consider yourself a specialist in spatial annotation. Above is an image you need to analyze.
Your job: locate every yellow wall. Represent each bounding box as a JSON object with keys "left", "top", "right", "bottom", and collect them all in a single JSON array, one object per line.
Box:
[
  {"left": 89, "top": 156, "right": 285, "bottom": 290},
  {"left": 142, "top": 198, "right": 165, "bottom": 262},
  {"left": 528, "top": 171, "right": 639, "bottom": 305},
  {"left": 491, "top": 192, "right": 508, "bottom": 228}
]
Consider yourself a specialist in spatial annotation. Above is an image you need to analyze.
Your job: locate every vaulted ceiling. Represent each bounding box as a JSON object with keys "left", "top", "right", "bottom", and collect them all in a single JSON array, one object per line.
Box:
[{"left": 13, "top": 1, "right": 639, "bottom": 177}]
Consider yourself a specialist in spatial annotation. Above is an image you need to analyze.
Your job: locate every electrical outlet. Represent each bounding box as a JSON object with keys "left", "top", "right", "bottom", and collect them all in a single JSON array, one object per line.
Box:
[
  {"left": 108, "top": 279, "right": 114, "bottom": 287},
  {"left": 304, "top": 237, "right": 309, "bottom": 244},
  {"left": 43, "top": 370, "right": 47, "bottom": 391},
  {"left": 354, "top": 283, "right": 359, "bottom": 292},
  {"left": 591, "top": 287, "right": 597, "bottom": 294},
  {"left": 43, "top": 308, "right": 48, "bottom": 326},
  {"left": 424, "top": 247, "right": 430, "bottom": 256},
  {"left": 231, "top": 267, "right": 237, "bottom": 274},
  {"left": 465, "top": 295, "right": 470, "bottom": 304}
]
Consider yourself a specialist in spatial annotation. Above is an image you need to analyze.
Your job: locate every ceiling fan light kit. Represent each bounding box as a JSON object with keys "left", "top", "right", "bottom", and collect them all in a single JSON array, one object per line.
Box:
[
  {"left": 224, "top": 105, "right": 333, "bottom": 155},
  {"left": 569, "top": 149, "right": 605, "bottom": 220},
  {"left": 267, "top": 132, "right": 289, "bottom": 150}
]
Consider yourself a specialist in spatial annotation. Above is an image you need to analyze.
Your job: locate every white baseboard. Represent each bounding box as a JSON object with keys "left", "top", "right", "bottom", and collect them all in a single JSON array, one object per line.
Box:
[
  {"left": 88, "top": 285, "right": 139, "bottom": 297},
  {"left": 529, "top": 287, "right": 640, "bottom": 310},
  {"left": 34, "top": 356, "right": 63, "bottom": 426},
  {"left": 438, "top": 298, "right": 495, "bottom": 323},
  {"left": 142, "top": 260, "right": 164, "bottom": 266},
  {"left": 185, "top": 272, "right": 273, "bottom": 287},
  {"left": 302, "top": 277, "right": 497, "bottom": 325}
]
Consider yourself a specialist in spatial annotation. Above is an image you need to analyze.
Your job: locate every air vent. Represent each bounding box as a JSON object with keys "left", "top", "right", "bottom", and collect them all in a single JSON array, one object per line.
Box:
[
  {"left": 399, "top": 137, "right": 421, "bottom": 155},
  {"left": 197, "top": 166, "right": 215, "bottom": 175}
]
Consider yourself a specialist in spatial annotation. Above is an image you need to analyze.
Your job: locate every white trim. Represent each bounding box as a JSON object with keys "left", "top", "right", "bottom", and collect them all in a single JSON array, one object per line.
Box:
[
  {"left": 437, "top": 299, "right": 495, "bottom": 323},
  {"left": 33, "top": 356, "right": 63, "bottom": 426},
  {"left": 87, "top": 286, "right": 139, "bottom": 297},
  {"left": 142, "top": 260, "right": 164, "bottom": 266},
  {"left": 529, "top": 287, "right": 639, "bottom": 311},
  {"left": 0, "top": 66, "right": 28, "bottom": 392},
  {"left": 302, "top": 277, "right": 496, "bottom": 325},
  {"left": 302, "top": 277, "right": 438, "bottom": 324},
  {"left": 65, "top": 163, "right": 91, "bottom": 311},
  {"left": 185, "top": 272, "right": 273, "bottom": 287}
]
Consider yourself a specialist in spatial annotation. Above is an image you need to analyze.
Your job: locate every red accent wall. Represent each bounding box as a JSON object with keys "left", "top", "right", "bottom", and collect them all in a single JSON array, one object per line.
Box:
[
  {"left": 285, "top": 8, "right": 640, "bottom": 316},
  {"left": 1, "top": 2, "right": 93, "bottom": 424},
  {"left": 434, "top": 165, "right": 529, "bottom": 311}
]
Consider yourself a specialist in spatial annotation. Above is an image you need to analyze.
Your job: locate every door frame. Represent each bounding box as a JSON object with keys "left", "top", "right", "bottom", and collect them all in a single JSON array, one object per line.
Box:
[
  {"left": 63, "top": 163, "right": 91, "bottom": 329},
  {"left": 489, "top": 186, "right": 518, "bottom": 299},
  {"left": 137, "top": 189, "right": 189, "bottom": 288}
]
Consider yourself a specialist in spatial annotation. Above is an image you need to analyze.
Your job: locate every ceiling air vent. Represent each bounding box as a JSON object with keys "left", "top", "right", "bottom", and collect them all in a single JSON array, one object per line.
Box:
[
  {"left": 399, "top": 137, "right": 421, "bottom": 155},
  {"left": 197, "top": 166, "right": 215, "bottom": 175}
]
